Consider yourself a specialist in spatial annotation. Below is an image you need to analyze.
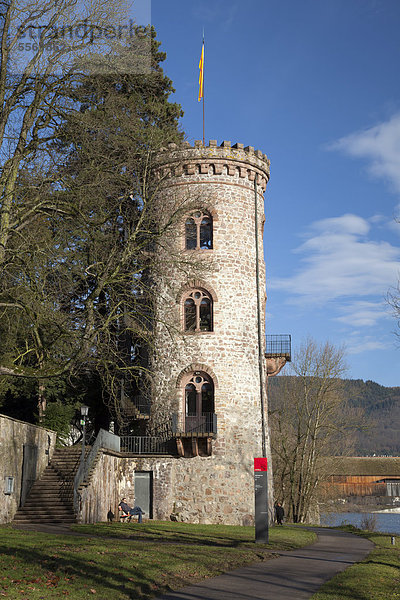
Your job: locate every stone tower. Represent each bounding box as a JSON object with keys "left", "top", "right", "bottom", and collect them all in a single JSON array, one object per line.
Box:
[{"left": 142, "top": 139, "right": 274, "bottom": 525}]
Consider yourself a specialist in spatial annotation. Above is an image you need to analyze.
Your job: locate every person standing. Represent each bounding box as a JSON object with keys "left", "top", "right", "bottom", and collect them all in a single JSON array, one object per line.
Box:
[{"left": 275, "top": 502, "right": 284, "bottom": 526}]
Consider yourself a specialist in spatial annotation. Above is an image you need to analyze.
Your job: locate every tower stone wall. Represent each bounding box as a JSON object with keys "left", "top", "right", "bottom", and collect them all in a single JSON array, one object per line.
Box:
[{"left": 142, "top": 140, "right": 273, "bottom": 525}]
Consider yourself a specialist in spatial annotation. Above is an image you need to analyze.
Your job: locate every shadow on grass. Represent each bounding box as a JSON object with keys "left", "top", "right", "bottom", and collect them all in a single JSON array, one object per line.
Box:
[
  {"left": 0, "top": 541, "right": 158, "bottom": 598},
  {"left": 71, "top": 523, "right": 311, "bottom": 552},
  {"left": 0, "top": 527, "right": 273, "bottom": 599},
  {"left": 71, "top": 522, "right": 257, "bottom": 548}
]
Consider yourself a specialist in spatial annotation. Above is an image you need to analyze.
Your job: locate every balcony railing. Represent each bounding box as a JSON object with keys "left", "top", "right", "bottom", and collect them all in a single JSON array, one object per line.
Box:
[
  {"left": 172, "top": 413, "right": 217, "bottom": 436},
  {"left": 266, "top": 334, "right": 291, "bottom": 361},
  {"left": 120, "top": 436, "right": 176, "bottom": 455}
]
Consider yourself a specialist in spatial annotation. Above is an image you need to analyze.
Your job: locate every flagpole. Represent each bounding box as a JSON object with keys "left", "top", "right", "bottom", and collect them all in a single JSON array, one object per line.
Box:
[
  {"left": 198, "top": 32, "right": 205, "bottom": 146},
  {"left": 202, "top": 32, "right": 205, "bottom": 145}
]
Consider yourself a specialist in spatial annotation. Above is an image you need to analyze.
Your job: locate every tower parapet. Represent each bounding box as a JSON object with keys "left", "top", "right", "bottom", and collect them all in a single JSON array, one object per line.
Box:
[{"left": 155, "top": 140, "right": 270, "bottom": 193}]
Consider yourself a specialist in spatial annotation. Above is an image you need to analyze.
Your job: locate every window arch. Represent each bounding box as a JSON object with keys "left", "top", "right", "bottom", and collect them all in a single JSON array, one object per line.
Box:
[
  {"left": 185, "top": 210, "right": 213, "bottom": 250},
  {"left": 184, "top": 372, "right": 214, "bottom": 415},
  {"left": 183, "top": 289, "right": 212, "bottom": 332}
]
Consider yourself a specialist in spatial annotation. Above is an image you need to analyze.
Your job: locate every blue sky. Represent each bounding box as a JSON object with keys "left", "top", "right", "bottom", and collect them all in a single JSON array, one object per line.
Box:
[{"left": 149, "top": 0, "right": 400, "bottom": 387}]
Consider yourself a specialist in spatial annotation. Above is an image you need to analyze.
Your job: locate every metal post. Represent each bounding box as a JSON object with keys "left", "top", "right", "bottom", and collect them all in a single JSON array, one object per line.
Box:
[
  {"left": 80, "top": 420, "right": 86, "bottom": 464},
  {"left": 80, "top": 405, "right": 89, "bottom": 470}
]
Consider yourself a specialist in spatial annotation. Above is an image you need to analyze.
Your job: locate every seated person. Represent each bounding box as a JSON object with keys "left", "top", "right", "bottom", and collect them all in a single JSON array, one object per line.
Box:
[{"left": 118, "top": 498, "right": 144, "bottom": 523}]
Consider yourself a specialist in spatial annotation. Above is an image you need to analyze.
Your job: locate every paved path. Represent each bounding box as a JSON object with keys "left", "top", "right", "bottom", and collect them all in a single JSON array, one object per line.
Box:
[{"left": 155, "top": 527, "right": 374, "bottom": 600}]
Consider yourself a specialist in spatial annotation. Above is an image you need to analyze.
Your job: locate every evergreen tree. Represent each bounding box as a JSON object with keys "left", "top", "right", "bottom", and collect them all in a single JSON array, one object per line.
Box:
[{"left": 0, "top": 27, "right": 187, "bottom": 431}]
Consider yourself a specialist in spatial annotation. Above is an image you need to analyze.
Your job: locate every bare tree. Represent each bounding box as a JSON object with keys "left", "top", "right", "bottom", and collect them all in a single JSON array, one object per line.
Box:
[
  {"left": 1, "top": 0, "right": 137, "bottom": 383},
  {"left": 0, "top": 17, "right": 209, "bottom": 428},
  {"left": 0, "top": 0, "right": 131, "bottom": 264},
  {"left": 388, "top": 283, "right": 400, "bottom": 337},
  {"left": 387, "top": 215, "right": 400, "bottom": 335},
  {"left": 269, "top": 338, "right": 360, "bottom": 523}
]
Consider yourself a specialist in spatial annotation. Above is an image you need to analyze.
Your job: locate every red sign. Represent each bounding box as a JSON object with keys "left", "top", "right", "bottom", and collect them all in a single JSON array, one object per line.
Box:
[{"left": 254, "top": 457, "right": 268, "bottom": 472}]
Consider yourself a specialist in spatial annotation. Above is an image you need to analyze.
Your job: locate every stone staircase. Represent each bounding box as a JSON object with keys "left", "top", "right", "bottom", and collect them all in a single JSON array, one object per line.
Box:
[{"left": 13, "top": 446, "right": 84, "bottom": 525}]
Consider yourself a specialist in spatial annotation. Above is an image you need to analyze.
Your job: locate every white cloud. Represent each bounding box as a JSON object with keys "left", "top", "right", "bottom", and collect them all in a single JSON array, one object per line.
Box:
[
  {"left": 346, "top": 337, "right": 388, "bottom": 355},
  {"left": 368, "top": 214, "right": 387, "bottom": 225},
  {"left": 328, "top": 113, "right": 400, "bottom": 194},
  {"left": 335, "top": 301, "right": 390, "bottom": 327},
  {"left": 270, "top": 214, "right": 400, "bottom": 304},
  {"left": 306, "top": 213, "right": 370, "bottom": 236}
]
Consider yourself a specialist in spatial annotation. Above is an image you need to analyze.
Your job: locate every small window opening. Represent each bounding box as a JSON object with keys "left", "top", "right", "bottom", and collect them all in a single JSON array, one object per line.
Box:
[
  {"left": 184, "top": 298, "right": 196, "bottom": 331},
  {"left": 184, "top": 373, "right": 215, "bottom": 417},
  {"left": 185, "top": 211, "right": 213, "bottom": 250},
  {"left": 185, "top": 218, "right": 197, "bottom": 250},
  {"left": 185, "top": 383, "right": 197, "bottom": 415},
  {"left": 183, "top": 289, "right": 212, "bottom": 332}
]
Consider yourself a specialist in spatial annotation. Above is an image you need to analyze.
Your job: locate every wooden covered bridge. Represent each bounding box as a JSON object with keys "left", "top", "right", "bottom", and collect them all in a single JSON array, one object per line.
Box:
[{"left": 326, "top": 457, "right": 400, "bottom": 498}]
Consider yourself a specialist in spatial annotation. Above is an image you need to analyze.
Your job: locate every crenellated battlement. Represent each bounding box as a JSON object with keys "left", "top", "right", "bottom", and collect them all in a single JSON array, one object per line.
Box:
[{"left": 156, "top": 139, "right": 270, "bottom": 191}]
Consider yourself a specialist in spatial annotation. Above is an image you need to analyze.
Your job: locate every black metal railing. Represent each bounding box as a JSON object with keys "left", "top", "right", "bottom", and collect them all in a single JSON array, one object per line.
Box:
[
  {"left": 266, "top": 334, "right": 291, "bottom": 361},
  {"left": 172, "top": 413, "right": 217, "bottom": 435},
  {"left": 120, "top": 436, "right": 176, "bottom": 455}
]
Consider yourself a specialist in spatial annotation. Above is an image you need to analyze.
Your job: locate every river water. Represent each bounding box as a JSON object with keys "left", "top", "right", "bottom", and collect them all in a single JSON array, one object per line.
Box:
[{"left": 321, "top": 511, "right": 400, "bottom": 535}]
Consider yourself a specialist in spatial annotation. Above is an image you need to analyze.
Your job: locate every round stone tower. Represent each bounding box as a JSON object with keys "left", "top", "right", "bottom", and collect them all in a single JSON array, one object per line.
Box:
[{"left": 145, "top": 139, "right": 272, "bottom": 525}]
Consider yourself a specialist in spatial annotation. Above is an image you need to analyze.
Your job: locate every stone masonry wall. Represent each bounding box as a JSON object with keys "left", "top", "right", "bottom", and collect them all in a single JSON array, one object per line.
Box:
[
  {"left": 77, "top": 452, "right": 121, "bottom": 523},
  {"left": 119, "top": 455, "right": 257, "bottom": 525},
  {"left": 78, "top": 452, "right": 272, "bottom": 526},
  {"left": 0, "top": 414, "right": 57, "bottom": 523},
  {"left": 148, "top": 141, "right": 273, "bottom": 525}
]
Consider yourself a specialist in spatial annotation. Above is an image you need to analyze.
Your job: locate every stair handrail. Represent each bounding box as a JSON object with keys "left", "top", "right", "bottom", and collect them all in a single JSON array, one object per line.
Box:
[{"left": 73, "top": 429, "right": 120, "bottom": 514}]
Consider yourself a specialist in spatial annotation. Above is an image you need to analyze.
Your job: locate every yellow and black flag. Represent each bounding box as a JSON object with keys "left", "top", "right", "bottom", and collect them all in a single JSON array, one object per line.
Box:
[{"left": 198, "top": 38, "right": 204, "bottom": 102}]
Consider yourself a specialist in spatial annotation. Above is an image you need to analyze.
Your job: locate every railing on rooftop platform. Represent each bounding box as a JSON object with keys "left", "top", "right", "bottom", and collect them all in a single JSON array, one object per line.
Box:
[{"left": 265, "top": 334, "right": 291, "bottom": 361}]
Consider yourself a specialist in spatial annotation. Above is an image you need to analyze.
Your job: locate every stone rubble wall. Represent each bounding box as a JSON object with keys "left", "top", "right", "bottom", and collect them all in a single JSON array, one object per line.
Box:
[
  {"left": 77, "top": 451, "right": 121, "bottom": 523},
  {"left": 146, "top": 141, "right": 272, "bottom": 524},
  {"left": 77, "top": 451, "right": 272, "bottom": 526},
  {"left": 0, "top": 414, "right": 57, "bottom": 523}
]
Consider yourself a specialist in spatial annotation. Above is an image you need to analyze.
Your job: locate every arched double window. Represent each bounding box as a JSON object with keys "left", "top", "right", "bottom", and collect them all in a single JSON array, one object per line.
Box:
[
  {"left": 185, "top": 210, "right": 213, "bottom": 250},
  {"left": 183, "top": 289, "right": 212, "bottom": 332},
  {"left": 184, "top": 372, "right": 215, "bottom": 433}
]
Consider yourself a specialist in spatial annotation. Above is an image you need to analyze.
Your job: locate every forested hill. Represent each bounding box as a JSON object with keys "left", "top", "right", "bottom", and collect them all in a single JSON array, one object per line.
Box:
[{"left": 268, "top": 377, "right": 400, "bottom": 456}]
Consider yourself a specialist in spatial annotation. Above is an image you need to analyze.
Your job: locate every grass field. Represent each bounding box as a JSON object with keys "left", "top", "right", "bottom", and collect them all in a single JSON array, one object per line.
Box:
[
  {"left": 311, "top": 526, "right": 400, "bottom": 600},
  {"left": 0, "top": 522, "right": 315, "bottom": 599}
]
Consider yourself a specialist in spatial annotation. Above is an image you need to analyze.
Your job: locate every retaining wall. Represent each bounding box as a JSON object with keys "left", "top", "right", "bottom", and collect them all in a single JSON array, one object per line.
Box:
[{"left": 0, "top": 414, "right": 56, "bottom": 523}]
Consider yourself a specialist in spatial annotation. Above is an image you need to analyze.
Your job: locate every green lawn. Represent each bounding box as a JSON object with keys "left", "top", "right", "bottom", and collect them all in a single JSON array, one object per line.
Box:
[
  {"left": 0, "top": 522, "right": 315, "bottom": 599},
  {"left": 311, "top": 526, "right": 400, "bottom": 600}
]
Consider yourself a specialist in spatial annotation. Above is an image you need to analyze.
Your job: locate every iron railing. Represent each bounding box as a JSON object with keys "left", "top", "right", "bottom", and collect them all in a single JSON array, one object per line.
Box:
[
  {"left": 172, "top": 413, "right": 217, "bottom": 435},
  {"left": 266, "top": 334, "right": 291, "bottom": 361},
  {"left": 120, "top": 436, "right": 176, "bottom": 455}
]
